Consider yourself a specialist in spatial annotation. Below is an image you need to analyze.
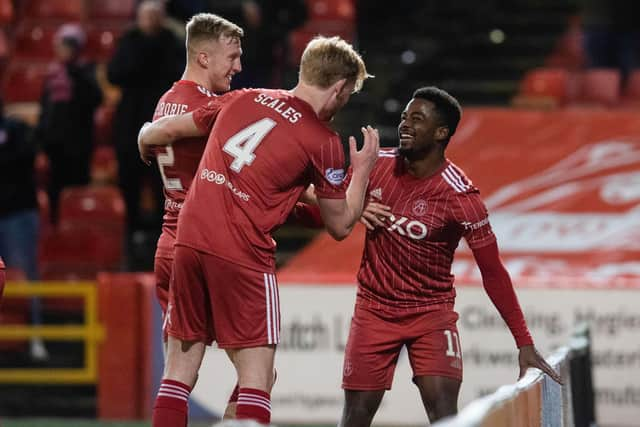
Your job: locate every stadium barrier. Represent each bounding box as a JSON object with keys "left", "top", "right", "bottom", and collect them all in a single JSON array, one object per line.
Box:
[
  {"left": 0, "top": 281, "right": 103, "bottom": 384},
  {"left": 432, "top": 324, "right": 595, "bottom": 427},
  {"left": 0, "top": 276, "right": 159, "bottom": 420}
]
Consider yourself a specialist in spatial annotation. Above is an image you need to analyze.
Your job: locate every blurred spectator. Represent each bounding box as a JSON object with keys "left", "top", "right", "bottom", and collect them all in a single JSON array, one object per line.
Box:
[
  {"left": 34, "top": 23, "right": 103, "bottom": 224},
  {"left": 0, "top": 98, "right": 47, "bottom": 361},
  {"left": 107, "top": 0, "right": 184, "bottom": 240},
  {"left": 212, "top": 0, "right": 307, "bottom": 88},
  {"left": 580, "top": 0, "right": 640, "bottom": 83}
]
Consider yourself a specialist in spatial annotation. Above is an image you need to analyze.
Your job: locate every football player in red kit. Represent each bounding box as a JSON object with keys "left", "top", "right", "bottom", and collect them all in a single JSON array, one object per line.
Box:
[
  {"left": 141, "top": 36, "right": 378, "bottom": 427},
  {"left": 339, "top": 87, "right": 562, "bottom": 426}
]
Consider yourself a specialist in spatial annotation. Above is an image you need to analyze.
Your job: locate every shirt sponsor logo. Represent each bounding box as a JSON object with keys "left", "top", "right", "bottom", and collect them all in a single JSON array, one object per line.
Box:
[
  {"left": 387, "top": 215, "right": 428, "bottom": 240},
  {"left": 199, "top": 168, "right": 250, "bottom": 202},
  {"left": 461, "top": 217, "right": 489, "bottom": 231},
  {"left": 325, "top": 168, "right": 345, "bottom": 185},
  {"left": 412, "top": 199, "right": 427, "bottom": 216}
]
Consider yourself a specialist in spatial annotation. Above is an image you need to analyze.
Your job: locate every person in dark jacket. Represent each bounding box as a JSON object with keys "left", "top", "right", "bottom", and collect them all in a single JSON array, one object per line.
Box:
[
  {"left": 108, "top": 0, "right": 184, "bottom": 237},
  {"left": 35, "top": 23, "right": 103, "bottom": 224},
  {"left": 0, "top": 98, "right": 48, "bottom": 360}
]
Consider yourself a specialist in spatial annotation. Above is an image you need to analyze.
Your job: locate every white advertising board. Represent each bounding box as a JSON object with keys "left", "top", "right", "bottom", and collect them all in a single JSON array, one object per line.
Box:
[{"left": 192, "top": 284, "right": 640, "bottom": 426}]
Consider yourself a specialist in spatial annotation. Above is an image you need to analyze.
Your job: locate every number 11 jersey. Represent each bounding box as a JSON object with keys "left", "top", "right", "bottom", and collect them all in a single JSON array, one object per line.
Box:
[{"left": 176, "top": 88, "right": 347, "bottom": 271}]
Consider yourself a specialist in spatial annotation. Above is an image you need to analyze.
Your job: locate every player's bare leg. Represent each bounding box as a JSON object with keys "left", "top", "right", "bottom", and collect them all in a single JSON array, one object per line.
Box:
[
  {"left": 152, "top": 336, "right": 206, "bottom": 427},
  {"left": 413, "top": 375, "right": 461, "bottom": 422},
  {"left": 225, "top": 345, "right": 276, "bottom": 423},
  {"left": 339, "top": 389, "right": 385, "bottom": 427}
]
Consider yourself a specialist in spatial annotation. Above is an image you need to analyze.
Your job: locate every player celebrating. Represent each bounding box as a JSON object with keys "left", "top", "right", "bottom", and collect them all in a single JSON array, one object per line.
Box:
[
  {"left": 142, "top": 36, "right": 379, "bottom": 427},
  {"left": 148, "top": 12, "right": 244, "bottom": 418},
  {"left": 339, "top": 87, "right": 562, "bottom": 427}
]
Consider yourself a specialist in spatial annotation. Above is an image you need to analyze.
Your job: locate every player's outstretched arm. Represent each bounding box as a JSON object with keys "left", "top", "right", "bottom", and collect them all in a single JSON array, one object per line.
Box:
[
  {"left": 472, "top": 241, "right": 562, "bottom": 384},
  {"left": 137, "top": 112, "right": 204, "bottom": 164},
  {"left": 318, "top": 126, "right": 379, "bottom": 240}
]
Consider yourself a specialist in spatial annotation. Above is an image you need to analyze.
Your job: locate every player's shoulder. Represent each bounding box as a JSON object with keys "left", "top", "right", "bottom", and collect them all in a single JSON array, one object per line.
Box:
[{"left": 439, "top": 160, "right": 478, "bottom": 195}]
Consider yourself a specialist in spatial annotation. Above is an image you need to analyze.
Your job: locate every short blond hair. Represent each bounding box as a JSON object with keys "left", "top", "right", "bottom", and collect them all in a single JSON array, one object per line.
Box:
[
  {"left": 299, "top": 36, "right": 371, "bottom": 93},
  {"left": 185, "top": 13, "right": 244, "bottom": 59}
]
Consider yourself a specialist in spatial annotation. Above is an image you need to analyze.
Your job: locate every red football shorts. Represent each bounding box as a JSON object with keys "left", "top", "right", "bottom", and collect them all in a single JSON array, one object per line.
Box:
[
  {"left": 342, "top": 304, "right": 463, "bottom": 390},
  {"left": 166, "top": 245, "right": 281, "bottom": 348},
  {"left": 154, "top": 255, "right": 172, "bottom": 315}
]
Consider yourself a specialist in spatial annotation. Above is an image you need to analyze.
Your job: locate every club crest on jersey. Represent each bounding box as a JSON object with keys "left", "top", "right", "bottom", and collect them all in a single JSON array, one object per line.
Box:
[
  {"left": 325, "top": 168, "right": 345, "bottom": 185},
  {"left": 412, "top": 199, "right": 427, "bottom": 216}
]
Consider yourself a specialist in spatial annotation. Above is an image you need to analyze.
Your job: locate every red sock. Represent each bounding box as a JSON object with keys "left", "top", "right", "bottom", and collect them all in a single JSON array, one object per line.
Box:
[
  {"left": 228, "top": 383, "right": 240, "bottom": 403},
  {"left": 152, "top": 379, "right": 191, "bottom": 427},
  {"left": 236, "top": 387, "right": 271, "bottom": 424}
]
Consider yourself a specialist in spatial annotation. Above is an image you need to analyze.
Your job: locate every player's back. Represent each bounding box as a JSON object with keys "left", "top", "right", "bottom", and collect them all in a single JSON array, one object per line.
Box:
[
  {"left": 153, "top": 80, "right": 213, "bottom": 257},
  {"left": 178, "top": 88, "right": 346, "bottom": 271}
]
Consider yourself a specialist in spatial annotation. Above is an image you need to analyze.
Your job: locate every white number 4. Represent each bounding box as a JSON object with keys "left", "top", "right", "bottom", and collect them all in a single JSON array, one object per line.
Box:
[{"left": 223, "top": 118, "right": 277, "bottom": 172}]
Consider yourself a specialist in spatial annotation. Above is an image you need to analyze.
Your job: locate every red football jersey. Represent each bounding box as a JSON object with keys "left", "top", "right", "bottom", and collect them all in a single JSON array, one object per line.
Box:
[
  {"left": 356, "top": 148, "right": 496, "bottom": 314},
  {"left": 152, "top": 80, "right": 214, "bottom": 258},
  {"left": 176, "top": 88, "right": 347, "bottom": 270}
]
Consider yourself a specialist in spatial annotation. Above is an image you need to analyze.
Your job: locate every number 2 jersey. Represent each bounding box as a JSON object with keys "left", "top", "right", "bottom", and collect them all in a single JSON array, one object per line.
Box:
[
  {"left": 152, "top": 80, "right": 214, "bottom": 259},
  {"left": 357, "top": 148, "right": 496, "bottom": 314},
  {"left": 176, "top": 88, "right": 347, "bottom": 271}
]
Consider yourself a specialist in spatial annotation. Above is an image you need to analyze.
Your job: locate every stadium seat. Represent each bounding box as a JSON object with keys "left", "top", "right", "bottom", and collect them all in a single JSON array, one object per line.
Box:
[
  {"left": 0, "top": 0, "right": 14, "bottom": 24},
  {"left": 85, "top": 23, "right": 126, "bottom": 62},
  {"left": 289, "top": 20, "right": 355, "bottom": 66},
  {"left": 58, "top": 185, "right": 125, "bottom": 232},
  {"left": 575, "top": 68, "right": 621, "bottom": 107},
  {"left": 25, "top": 0, "right": 84, "bottom": 20},
  {"left": 13, "top": 23, "right": 57, "bottom": 60},
  {"left": 2, "top": 61, "right": 49, "bottom": 103},
  {"left": 307, "top": 0, "right": 355, "bottom": 21},
  {"left": 88, "top": 0, "right": 136, "bottom": 20},
  {"left": 517, "top": 68, "right": 574, "bottom": 106},
  {"left": 91, "top": 143, "right": 117, "bottom": 183},
  {"left": 621, "top": 70, "right": 640, "bottom": 104}
]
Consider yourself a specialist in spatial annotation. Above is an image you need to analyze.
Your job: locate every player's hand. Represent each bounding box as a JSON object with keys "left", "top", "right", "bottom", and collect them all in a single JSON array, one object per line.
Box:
[
  {"left": 138, "top": 122, "right": 153, "bottom": 166},
  {"left": 349, "top": 126, "right": 379, "bottom": 177},
  {"left": 360, "top": 201, "right": 392, "bottom": 230},
  {"left": 518, "top": 345, "right": 563, "bottom": 384}
]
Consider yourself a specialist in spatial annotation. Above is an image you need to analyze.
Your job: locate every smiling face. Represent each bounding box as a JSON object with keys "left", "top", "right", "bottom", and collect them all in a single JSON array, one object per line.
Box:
[
  {"left": 202, "top": 35, "right": 242, "bottom": 92},
  {"left": 397, "top": 98, "right": 449, "bottom": 160}
]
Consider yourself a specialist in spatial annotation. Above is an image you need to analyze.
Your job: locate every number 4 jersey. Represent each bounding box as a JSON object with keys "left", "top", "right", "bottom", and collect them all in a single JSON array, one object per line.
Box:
[
  {"left": 152, "top": 80, "right": 215, "bottom": 259},
  {"left": 176, "top": 89, "right": 347, "bottom": 271}
]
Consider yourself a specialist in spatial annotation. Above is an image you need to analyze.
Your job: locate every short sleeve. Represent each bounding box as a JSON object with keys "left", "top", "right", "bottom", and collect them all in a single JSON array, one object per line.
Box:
[
  {"left": 309, "top": 134, "right": 347, "bottom": 199},
  {"left": 452, "top": 191, "right": 496, "bottom": 249},
  {"left": 192, "top": 90, "right": 240, "bottom": 134}
]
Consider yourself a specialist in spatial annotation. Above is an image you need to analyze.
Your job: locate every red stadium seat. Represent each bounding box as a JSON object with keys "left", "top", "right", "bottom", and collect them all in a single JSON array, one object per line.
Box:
[
  {"left": 622, "top": 70, "right": 640, "bottom": 103},
  {"left": 25, "top": 0, "right": 84, "bottom": 20},
  {"left": 91, "top": 143, "right": 118, "bottom": 183},
  {"left": 88, "top": 0, "right": 136, "bottom": 20},
  {"left": 575, "top": 68, "right": 621, "bottom": 107},
  {"left": 518, "top": 68, "right": 575, "bottom": 106},
  {"left": 13, "top": 23, "right": 57, "bottom": 60},
  {"left": 85, "top": 23, "right": 126, "bottom": 62},
  {"left": 58, "top": 185, "right": 125, "bottom": 232},
  {"left": 289, "top": 20, "right": 355, "bottom": 66},
  {"left": 0, "top": 0, "right": 14, "bottom": 24},
  {"left": 2, "top": 61, "right": 49, "bottom": 103},
  {"left": 307, "top": 0, "right": 355, "bottom": 21}
]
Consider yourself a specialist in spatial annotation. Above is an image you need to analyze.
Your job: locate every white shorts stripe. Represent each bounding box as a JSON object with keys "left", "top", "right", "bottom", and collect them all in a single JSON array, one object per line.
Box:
[
  {"left": 271, "top": 274, "right": 280, "bottom": 343},
  {"left": 268, "top": 274, "right": 278, "bottom": 343},
  {"left": 264, "top": 273, "right": 273, "bottom": 344}
]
